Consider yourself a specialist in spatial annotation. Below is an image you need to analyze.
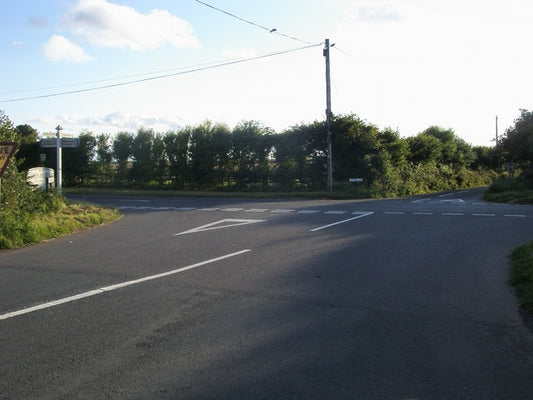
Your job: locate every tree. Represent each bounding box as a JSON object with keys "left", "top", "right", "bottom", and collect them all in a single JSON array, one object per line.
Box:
[
  {"left": 331, "top": 114, "right": 380, "bottom": 182},
  {"left": 15, "top": 124, "right": 40, "bottom": 170},
  {"left": 113, "top": 132, "right": 133, "bottom": 185},
  {"left": 230, "top": 121, "right": 274, "bottom": 189},
  {"left": 63, "top": 132, "right": 96, "bottom": 186},
  {"left": 189, "top": 121, "right": 231, "bottom": 189},
  {"left": 164, "top": 129, "right": 190, "bottom": 189},
  {"left": 130, "top": 128, "right": 156, "bottom": 184},
  {"left": 407, "top": 133, "right": 443, "bottom": 164},
  {"left": 499, "top": 109, "right": 533, "bottom": 180},
  {"left": 95, "top": 134, "right": 113, "bottom": 184},
  {"left": 273, "top": 121, "right": 325, "bottom": 190}
]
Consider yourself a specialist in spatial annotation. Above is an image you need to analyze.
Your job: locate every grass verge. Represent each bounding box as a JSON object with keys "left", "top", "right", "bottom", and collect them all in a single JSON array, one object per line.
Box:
[
  {"left": 509, "top": 241, "right": 533, "bottom": 315},
  {"left": 483, "top": 190, "right": 533, "bottom": 204},
  {"left": 0, "top": 203, "right": 121, "bottom": 249}
]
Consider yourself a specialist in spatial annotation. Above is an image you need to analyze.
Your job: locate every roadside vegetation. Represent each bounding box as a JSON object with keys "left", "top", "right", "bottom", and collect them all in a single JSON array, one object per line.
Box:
[
  {"left": 0, "top": 112, "right": 120, "bottom": 249},
  {"left": 509, "top": 242, "right": 533, "bottom": 315},
  {"left": 18, "top": 114, "right": 499, "bottom": 197}
]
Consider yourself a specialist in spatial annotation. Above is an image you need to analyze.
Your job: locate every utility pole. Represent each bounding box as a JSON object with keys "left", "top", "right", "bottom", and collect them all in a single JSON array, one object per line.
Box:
[
  {"left": 324, "top": 39, "right": 333, "bottom": 192},
  {"left": 495, "top": 115, "right": 499, "bottom": 143},
  {"left": 56, "top": 124, "right": 63, "bottom": 191}
]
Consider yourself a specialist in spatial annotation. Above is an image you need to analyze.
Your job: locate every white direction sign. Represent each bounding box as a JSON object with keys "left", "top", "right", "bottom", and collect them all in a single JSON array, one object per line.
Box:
[
  {"left": 174, "top": 219, "right": 265, "bottom": 236},
  {"left": 40, "top": 138, "right": 80, "bottom": 148}
]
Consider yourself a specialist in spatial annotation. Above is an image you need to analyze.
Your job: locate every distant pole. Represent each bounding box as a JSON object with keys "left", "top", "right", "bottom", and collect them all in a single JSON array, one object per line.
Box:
[
  {"left": 495, "top": 115, "right": 499, "bottom": 143},
  {"left": 56, "top": 125, "right": 63, "bottom": 190},
  {"left": 324, "top": 39, "right": 333, "bottom": 192}
]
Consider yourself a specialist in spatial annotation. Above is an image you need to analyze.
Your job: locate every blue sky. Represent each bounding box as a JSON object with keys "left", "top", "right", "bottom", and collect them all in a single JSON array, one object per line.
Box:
[{"left": 1, "top": 0, "right": 532, "bottom": 146}]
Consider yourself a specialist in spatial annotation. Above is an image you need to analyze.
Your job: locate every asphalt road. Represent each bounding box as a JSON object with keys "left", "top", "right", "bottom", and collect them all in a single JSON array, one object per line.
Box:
[{"left": 1, "top": 188, "right": 532, "bottom": 399}]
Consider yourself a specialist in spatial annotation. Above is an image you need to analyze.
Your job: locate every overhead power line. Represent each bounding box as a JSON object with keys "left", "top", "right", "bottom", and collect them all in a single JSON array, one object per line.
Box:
[
  {"left": 0, "top": 44, "right": 321, "bottom": 103},
  {"left": 194, "top": 0, "right": 313, "bottom": 45}
]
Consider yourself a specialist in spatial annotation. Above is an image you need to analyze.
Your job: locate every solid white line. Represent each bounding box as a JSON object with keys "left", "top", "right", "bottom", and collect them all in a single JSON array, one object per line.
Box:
[
  {"left": 0, "top": 249, "right": 251, "bottom": 321},
  {"left": 310, "top": 212, "right": 374, "bottom": 232}
]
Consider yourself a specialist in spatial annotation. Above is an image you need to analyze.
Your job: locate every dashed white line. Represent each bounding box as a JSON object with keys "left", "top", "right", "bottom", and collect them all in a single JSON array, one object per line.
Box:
[
  {"left": 442, "top": 213, "right": 464, "bottom": 216},
  {"left": 324, "top": 210, "right": 348, "bottom": 215},
  {"left": 473, "top": 213, "right": 496, "bottom": 217},
  {"left": 221, "top": 208, "right": 244, "bottom": 212},
  {"left": 413, "top": 212, "right": 434, "bottom": 215},
  {"left": 384, "top": 211, "right": 405, "bottom": 215},
  {"left": 271, "top": 209, "right": 295, "bottom": 213},
  {"left": 505, "top": 214, "right": 527, "bottom": 218},
  {"left": 0, "top": 250, "right": 252, "bottom": 321},
  {"left": 245, "top": 208, "right": 269, "bottom": 213},
  {"left": 298, "top": 210, "right": 321, "bottom": 214}
]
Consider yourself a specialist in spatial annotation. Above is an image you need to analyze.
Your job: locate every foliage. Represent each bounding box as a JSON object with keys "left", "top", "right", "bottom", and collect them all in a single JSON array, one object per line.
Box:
[
  {"left": 497, "top": 109, "right": 533, "bottom": 182},
  {"left": 0, "top": 111, "right": 91, "bottom": 249},
  {"left": 6, "top": 110, "right": 500, "bottom": 196},
  {"left": 509, "top": 241, "right": 533, "bottom": 314}
]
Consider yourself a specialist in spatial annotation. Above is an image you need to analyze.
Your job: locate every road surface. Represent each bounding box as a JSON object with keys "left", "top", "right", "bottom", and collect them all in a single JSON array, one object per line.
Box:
[{"left": 1, "top": 188, "right": 532, "bottom": 399}]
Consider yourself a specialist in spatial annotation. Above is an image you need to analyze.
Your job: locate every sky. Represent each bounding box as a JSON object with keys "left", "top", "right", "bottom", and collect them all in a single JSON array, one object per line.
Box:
[{"left": 1, "top": 0, "right": 532, "bottom": 146}]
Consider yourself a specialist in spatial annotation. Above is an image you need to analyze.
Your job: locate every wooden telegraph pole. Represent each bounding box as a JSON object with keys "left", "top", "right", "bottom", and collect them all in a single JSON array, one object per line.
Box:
[{"left": 324, "top": 39, "right": 333, "bottom": 191}]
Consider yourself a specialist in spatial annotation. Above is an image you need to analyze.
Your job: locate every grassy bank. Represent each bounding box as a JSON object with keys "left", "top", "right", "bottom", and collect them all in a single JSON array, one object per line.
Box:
[
  {"left": 509, "top": 242, "right": 533, "bottom": 315},
  {"left": 0, "top": 203, "right": 121, "bottom": 249}
]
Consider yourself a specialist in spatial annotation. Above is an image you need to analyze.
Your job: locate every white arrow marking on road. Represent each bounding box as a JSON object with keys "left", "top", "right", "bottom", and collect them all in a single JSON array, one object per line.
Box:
[{"left": 174, "top": 219, "right": 266, "bottom": 236}]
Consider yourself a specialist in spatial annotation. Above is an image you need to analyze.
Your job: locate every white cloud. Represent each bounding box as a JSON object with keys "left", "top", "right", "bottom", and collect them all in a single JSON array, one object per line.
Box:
[
  {"left": 43, "top": 34, "right": 92, "bottom": 62},
  {"left": 30, "top": 111, "right": 183, "bottom": 135},
  {"left": 62, "top": 0, "right": 201, "bottom": 51},
  {"left": 350, "top": 0, "right": 402, "bottom": 23}
]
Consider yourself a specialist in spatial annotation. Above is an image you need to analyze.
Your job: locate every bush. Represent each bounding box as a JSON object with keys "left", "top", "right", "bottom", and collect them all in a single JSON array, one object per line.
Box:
[
  {"left": 509, "top": 242, "right": 533, "bottom": 314},
  {"left": 488, "top": 178, "right": 527, "bottom": 193}
]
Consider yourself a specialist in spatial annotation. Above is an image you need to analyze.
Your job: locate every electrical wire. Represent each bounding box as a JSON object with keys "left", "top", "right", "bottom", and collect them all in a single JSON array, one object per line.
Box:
[
  {"left": 0, "top": 43, "right": 321, "bottom": 103},
  {"left": 194, "top": 0, "right": 313, "bottom": 45},
  {"left": 0, "top": 57, "right": 260, "bottom": 95}
]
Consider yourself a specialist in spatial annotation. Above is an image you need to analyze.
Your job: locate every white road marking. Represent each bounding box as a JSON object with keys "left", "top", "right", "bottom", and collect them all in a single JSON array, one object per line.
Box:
[
  {"left": 413, "top": 212, "right": 434, "bottom": 215},
  {"left": 384, "top": 211, "right": 405, "bottom": 215},
  {"left": 310, "top": 212, "right": 374, "bottom": 232},
  {"left": 245, "top": 208, "right": 269, "bottom": 213},
  {"left": 0, "top": 250, "right": 251, "bottom": 321},
  {"left": 505, "top": 214, "right": 527, "bottom": 218},
  {"left": 442, "top": 213, "right": 464, "bottom": 216},
  {"left": 473, "top": 213, "right": 496, "bottom": 217},
  {"left": 298, "top": 210, "right": 321, "bottom": 214},
  {"left": 174, "top": 219, "right": 265, "bottom": 235},
  {"left": 324, "top": 210, "right": 348, "bottom": 215},
  {"left": 221, "top": 208, "right": 244, "bottom": 212},
  {"left": 271, "top": 209, "right": 295, "bottom": 213},
  {"left": 412, "top": 198, "right": 431, "bottom": 203}
]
